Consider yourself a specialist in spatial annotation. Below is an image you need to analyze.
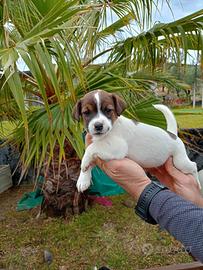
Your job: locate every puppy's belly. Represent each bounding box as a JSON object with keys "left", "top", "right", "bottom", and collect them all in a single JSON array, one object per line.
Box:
[{"left": 127, "top": 140, "right": 174, "bottom": 168}]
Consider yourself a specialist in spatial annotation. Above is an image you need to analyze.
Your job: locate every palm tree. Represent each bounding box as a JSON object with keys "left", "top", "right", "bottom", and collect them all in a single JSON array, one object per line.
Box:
[{"left": 0, "top": 0, "right": 202, "bottom": 217}]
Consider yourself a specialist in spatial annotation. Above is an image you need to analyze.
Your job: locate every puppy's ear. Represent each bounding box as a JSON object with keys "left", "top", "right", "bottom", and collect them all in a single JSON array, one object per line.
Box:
[
  {"left": 112, "top": 94, "right": 127, "bottom": 116},
  {"left": 72, "top": 99, "right": 82, "bottom": 121}
]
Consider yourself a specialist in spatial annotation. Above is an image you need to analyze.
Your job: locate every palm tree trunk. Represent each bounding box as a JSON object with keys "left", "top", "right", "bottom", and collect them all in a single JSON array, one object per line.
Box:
[{"left": 42, "top": 140, "right": 88, "bottom": 218}]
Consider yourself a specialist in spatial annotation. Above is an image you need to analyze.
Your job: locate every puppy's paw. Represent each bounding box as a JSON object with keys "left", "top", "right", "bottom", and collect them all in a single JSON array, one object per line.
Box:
[
  {"left": 77, "top": 178, "right": 91, "bottom": 192},
  {"left": 76, "top": 172, "right": 91, "bottom": 192}
]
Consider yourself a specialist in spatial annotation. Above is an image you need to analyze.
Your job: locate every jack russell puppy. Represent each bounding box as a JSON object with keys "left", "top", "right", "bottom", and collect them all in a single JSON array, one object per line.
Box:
[{"left": 73, "top": 89, "right": 200, "bottom": 192}]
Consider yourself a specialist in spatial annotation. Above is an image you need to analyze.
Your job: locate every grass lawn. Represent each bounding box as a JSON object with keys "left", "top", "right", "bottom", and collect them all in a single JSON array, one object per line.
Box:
[
  {"left": 173, "top": 107, "right": 203, "bottom": 129},
  {"left": 0, "top": 187, "right": 192, "bottom": 270},
  {"left": 0, "top": 108, "right": 202, "bottom": 270}
]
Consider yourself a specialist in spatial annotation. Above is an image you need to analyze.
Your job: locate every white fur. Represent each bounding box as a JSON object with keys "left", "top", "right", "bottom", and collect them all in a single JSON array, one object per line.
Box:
[
  {"left": 95, "top": 92, "right": 100, "bottom": 111},
  {"left": 153, "top": 104, "right": 177, "bottom": 136},
  {"left": 77, "top": 100, "right": 200, "bottom": 192}
]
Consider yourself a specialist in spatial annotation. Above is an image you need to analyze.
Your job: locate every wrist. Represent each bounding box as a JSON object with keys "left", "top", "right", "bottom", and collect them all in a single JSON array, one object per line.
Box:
[
  {"left": 135, "top": 181, "right": 168, "bottom": 224},
  {"left": 193, "top": 196, "right": 203, "bottom": 208},
  {"left": 133, "top": 177, "right": 151, "bottom": 200}
]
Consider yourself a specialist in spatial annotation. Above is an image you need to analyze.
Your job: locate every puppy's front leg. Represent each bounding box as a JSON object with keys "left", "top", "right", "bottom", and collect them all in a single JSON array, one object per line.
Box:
[
  {"left": 77, "top": 168, "right": 92, "bottom": 193},
  {"left": 81, "top": 139, "right": 128, "bottom": 173},
  {"left": 76, "top": 144, "right": 99, "bottom": 192},
  {"left": 80, "top": 144, "right": 113, "bottom": 173},
  {"left": 81, "top": 144, "right": 98, "bottom": 172},
  {"left": 77, "top": 139, "right": 128, "bottom": 192}
]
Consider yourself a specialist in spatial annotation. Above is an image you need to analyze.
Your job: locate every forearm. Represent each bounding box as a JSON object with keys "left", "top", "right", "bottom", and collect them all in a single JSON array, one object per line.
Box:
[{"left": 149, "top": 190, "right": 203, "bottom": 262}]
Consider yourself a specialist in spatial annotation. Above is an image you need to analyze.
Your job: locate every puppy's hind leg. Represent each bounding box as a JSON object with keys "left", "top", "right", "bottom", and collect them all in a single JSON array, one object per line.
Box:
[{"left": 172, "top": 139, "right": 201, "bottom": 189}]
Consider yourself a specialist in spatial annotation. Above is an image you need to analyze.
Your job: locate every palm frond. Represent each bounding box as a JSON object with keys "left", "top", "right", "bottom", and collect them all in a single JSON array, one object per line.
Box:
[
  {"left": 0, "top": 0, "right": 202, "bottom": 178},
  {"left": 109, "top": 9, "right": 203, "bottom": 71},
  {"left": 123, "top": 93, "right": 167, "bottom": 129}
]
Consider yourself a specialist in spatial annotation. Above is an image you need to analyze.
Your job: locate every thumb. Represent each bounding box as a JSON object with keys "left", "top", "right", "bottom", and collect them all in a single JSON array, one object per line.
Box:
[{"left": 165, "top": 157, "right": 178, "bottom": 176}]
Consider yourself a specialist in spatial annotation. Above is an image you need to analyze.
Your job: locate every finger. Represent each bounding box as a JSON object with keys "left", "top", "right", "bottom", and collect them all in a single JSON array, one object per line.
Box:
[
  {"left": 165, "top": 157, "right": 179, "bottom": 176},
  {"left": 156, "top": 166, "right": 165, "bottom": 174},
  {"left": 165, "top": 157, "right": 173, "bottom": 168},
  {"left": 147, "top": 167, "right": 171, "bottom": 187},
  {"left": 85, "top": 133, "right": 92, "bottom": 147}
]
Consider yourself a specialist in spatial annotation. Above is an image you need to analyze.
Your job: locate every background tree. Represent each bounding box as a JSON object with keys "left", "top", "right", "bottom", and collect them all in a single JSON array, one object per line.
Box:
[{"left": 0, "top": 0, "right": 202, "bottom": 217}]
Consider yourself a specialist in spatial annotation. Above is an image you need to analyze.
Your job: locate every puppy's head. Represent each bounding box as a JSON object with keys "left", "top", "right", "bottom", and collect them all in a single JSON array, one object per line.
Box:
[{"left": 72, "top": 90, "right": 126, "bottom": 137}]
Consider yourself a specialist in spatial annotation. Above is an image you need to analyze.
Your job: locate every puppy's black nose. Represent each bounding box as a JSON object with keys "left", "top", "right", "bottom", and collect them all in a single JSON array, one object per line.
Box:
[{"left": 94, "top": 122, "right": 103, "bottom": 131}]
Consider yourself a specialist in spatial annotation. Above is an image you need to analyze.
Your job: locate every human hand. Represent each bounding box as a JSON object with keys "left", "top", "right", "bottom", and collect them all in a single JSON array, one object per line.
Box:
[
  {"left": 148, "top": 158, "right": 203, "bottom": 207},
  {"left": 96, "top": 157, "right": 151, "bottom": 200}
]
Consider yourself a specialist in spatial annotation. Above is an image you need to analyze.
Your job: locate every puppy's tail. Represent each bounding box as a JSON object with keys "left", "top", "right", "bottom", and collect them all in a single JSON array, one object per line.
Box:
[{"left": 153, "top": 104, "right": 177, "bottom": 137}]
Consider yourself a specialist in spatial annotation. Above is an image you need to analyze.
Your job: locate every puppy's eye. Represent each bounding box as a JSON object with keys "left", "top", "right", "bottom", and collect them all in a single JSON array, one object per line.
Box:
[
  {"left": 82, "top": 110, "right": 91, "bottom": 116},
  {"left": 105, "top": 108, "right": 113, "bottom": 113}
]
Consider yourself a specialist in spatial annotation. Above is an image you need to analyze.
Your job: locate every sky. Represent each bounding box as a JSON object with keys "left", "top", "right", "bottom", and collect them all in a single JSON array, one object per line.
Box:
[{"left": 153, "top": 0, "right": 203, "bottom": 23}]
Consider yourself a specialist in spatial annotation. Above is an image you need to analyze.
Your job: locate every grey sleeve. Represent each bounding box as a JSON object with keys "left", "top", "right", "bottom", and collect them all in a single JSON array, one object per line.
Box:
[{"left": 149, "top": 190, "right": 203, "bottom": 262}]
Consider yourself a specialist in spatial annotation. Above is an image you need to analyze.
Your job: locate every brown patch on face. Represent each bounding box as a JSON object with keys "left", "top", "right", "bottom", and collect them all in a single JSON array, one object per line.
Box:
[
  {"left": 72, "top": 92, "right": 96, "bottom": 123},
  {"left": 99, "top": 92, "right": 118, "bottom": 124},
  {"left": 99, "top": 90, "right": 127, "bottom": 123},
  {"left": 72, "top": 90, "right": 127, "bottom": 128},
  {"left": 79, "top": 91, "right": 98, "bottom": 128}
]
